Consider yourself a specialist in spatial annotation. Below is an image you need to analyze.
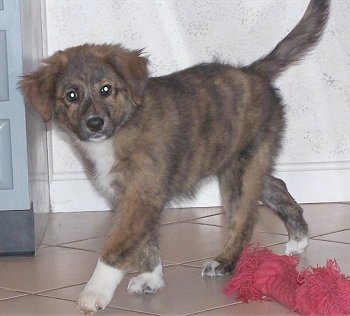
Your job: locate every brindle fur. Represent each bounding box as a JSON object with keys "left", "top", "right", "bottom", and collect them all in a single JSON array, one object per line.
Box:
[{"left": 20, "top": 0, "right": 328, "bottom": 285}]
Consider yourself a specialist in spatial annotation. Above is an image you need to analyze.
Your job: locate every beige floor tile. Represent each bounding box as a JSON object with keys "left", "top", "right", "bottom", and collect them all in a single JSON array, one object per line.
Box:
[
  {"left": 189, "top": 205, "right": 288, "bottom": 234},
  {"left": 42, "top": 211, "right": 114, "bottom": 245},
  {"left": 45, "top": 207, "right": 222, "bottom": 246},
  {"left": 302, "top": 203, "right": 350, "bottom": 237},
  {"left": 114, "top": 265, "right": 233, "bottom": 315},
  {"left": 62, "top": 236, "right": 106, "bottom": 252},
  {"left": 179, "top": 230, "right": 288, "bottom": 269},
  {"left": 159, "top": 223, "right": 226, "bottom": 263},
  {"left": 0, "top": 295, "right": 81, "bottom": 315},
  {"left": 247, "top": 230, "right": 288, "bottom": 247},
  {"left": 0, "top": 295, "right": 142, "bottom": 315},
  {"left": 241, "top": 203, "right": 350, "bottom": 238},
  {"left": 0, "top": 288, "right": 28, "bottom": 301},
  {"left": 255, "top": 205, "right": 288, "bottom": 234},
  {"left": 314, "top": 229, "right": 350, "bottom": 243},
  {"left": 61, "top": 225, "right": 287, "bottom": 270},
  {"left": 270, "top": 239, "right": 350, "bottom": 275},
  {"left": 188, "top": 214, "right": 227, "bottom": 228},
  {"left": 189, "top": 204, "right": 349, "bottom": 237},
  {"left": 0, "top": 247, "right": 98, "bottom": 293},
  {"left": 188, "top": 300, "right": 297, "bottom": 315},
  {"left": 42, "top": 265, "right": 234, "bottom": 315},
  {"left": 161, "top": 207, "right": 223, "bottom": 225}
]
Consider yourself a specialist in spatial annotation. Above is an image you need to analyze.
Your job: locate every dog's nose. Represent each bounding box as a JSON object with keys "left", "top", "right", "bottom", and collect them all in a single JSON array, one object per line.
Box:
[{"left": 86, "top": 116, "right": 104, "bottom": 132}]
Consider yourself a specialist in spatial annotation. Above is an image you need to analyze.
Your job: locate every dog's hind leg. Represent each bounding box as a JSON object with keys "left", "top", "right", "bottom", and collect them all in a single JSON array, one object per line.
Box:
[
  {"left": 202, "top": 140, "right": 272, "bottom": 277},
  {"left": 261, "top": 175, "right": 309, "bottom": 255},
  {"left": 127, "top": 231, "right": 164, "bottom": 294}
]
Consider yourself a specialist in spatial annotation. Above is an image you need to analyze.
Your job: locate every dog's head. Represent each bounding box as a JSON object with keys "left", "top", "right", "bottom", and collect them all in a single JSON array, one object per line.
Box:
[{"left": 20, "top": 44, "right": 149, "bottom": 142}]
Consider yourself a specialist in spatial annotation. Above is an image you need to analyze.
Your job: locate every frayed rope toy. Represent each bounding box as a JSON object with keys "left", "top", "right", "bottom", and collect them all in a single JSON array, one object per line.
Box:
[{"left": 224, "top": 245, "right": 350, "bottom": 315}]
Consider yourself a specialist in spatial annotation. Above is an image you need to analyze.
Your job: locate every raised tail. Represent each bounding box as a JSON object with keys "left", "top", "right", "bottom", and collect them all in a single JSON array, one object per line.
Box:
[{"left": 247, "top": 0, "right": 330, "bottom": 81}]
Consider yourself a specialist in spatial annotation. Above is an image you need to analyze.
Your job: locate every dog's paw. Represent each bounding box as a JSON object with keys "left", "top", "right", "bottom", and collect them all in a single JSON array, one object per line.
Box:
[
  {"left": 285, "top": 235, "right": 309, "bottom": 255},
  {"left": 201, "top": 260, "right": 229, "bottom": 277},
  {"left": 78, "top": 259, "right": 124, "bottom": 314},
  {"left": 127, "top": 264, "right": 164, "bottom": 294},
  {"left": 78, "top": 288, "right": 112, "bottom": 314}
]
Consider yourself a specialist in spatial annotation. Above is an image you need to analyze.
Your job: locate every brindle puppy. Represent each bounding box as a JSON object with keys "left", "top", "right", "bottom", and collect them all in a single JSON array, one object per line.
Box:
[{"left": 20, "top": 0, "right": 329, "bottom": 313}]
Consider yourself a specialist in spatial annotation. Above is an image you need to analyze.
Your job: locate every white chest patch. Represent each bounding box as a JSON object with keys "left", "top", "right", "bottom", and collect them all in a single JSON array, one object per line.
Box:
[{"left": 79, "top": 138, "right": 116, "bottom": 197}]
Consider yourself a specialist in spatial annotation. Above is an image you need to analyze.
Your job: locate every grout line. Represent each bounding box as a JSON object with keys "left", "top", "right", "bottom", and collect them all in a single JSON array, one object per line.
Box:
[
  {"left": 0, "top": 286, "right": 32, "bottom": 295},
  {"left": 310, "top": 238, "right": 350, "bottom": 245},
  {"left": 55, "top": 244, "right": 99, "bottom": 253},
  {"left": 191, "top": 212, "right": 224, "bottom": 219},
  {"left": 161, "top": 211, "right": 224, "bottom": 226},
  {"left": 39, "top": 244, "right": 100, "bottom": 254},
  {"left": 299, "top": 201, "right": 350, "bottom": 207},
  {"left": 107, "top": 306, "right": 162, "bottom": 316},
  {"left": 310, "top": 228, "right": 350, "bottom": 239},
  {"left": 42, "top": 233, "right": 108, "bottom": 247},
  {"left": 175, "top": 256, "right": 213, "bottom": 266},
  {"left": 33, "top": 283, "right": 86, "bottom": 296},
  {"left": 60, "top": 234, "right": 108, "bottom": 245},
  {"left": 160, "top": 220, "right": 191, "bottom": 226},
  {"left": 34, "top": 293, "right": 77, "bottom": 303},
  {"left": 254, "top": 230, "right": 288, "bottom": 236},
  {"left": 171, "top": 241, "right": 289, "bottom": 267},
  {"left": 0, "top": 293, "right": 30, "bottom": 303},
  {"left": 185, "top": 221, "right": 225, "bottom": 228},
  {"left": 161, "top": 214, "right": 224, "bottom": 226},
  {"left": 183, "top": 301, "right": 243, "bottom": 316},
  {"left": 0, "top": 287, "right": 30, "bottom": 302}
]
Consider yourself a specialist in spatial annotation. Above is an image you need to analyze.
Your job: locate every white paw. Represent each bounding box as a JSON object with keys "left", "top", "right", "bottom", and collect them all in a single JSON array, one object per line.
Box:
[
  {"left": 78, "top": 260, "right": 124, "bottom": 314},
  {"left": 285, "top": 236, "right": 309, "bottom": 255},
  {"left": 201, "top": 260, "right": 224, "bottom": 277},
  {"left": 127, "top": 264, "right": 164, "bottom": 294},
  {"left": 78, "top": 288, "right": 111, "bottom": 314}
]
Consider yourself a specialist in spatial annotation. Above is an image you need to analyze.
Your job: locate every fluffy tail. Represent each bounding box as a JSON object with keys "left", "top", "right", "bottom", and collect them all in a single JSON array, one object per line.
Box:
[{"left": 248, "top": 0, "right": 330, "bottom": 81}]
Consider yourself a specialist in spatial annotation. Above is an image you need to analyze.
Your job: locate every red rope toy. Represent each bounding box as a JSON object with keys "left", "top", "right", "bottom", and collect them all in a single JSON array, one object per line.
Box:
[{"left": 224, "top": 245, "right": 350, "bottom": 315}]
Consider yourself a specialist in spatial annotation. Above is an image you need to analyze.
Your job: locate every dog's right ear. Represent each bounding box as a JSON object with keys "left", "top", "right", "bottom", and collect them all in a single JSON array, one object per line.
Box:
[{"left": 19, "top": 52, "right": 68, "bottom": 122}]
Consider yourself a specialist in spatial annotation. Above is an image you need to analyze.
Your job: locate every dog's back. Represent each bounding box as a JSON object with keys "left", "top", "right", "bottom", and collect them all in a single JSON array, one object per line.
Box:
[{"left": 139, "top": 62, "right": 282, "bottom": 201}]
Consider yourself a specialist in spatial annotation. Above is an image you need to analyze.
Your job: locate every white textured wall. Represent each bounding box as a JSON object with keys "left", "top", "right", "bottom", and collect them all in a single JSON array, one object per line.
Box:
[{"left": 44, "top": 0, "right": 350, "bottom": 211}]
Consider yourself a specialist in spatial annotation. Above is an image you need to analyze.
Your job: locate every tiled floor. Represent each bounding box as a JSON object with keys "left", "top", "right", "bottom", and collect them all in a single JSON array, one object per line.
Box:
[{"left": 0, "top": 203, "right": 349, "bottom": 315}]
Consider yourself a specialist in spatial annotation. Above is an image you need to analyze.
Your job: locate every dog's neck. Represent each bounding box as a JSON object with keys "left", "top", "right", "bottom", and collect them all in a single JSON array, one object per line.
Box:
[{"left": 77, "top": 138, "right": 115, "bottom": 177}]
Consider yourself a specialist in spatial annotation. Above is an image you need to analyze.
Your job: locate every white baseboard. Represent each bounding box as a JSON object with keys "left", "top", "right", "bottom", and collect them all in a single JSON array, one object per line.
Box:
[{"left": 50, "top": 161, "right": 350, "bottom": 212}]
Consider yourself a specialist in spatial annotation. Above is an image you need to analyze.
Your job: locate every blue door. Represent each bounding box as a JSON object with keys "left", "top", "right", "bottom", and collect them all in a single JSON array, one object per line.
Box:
[{"left": 0, "top": 0, "right": 34, "bottom": 256}]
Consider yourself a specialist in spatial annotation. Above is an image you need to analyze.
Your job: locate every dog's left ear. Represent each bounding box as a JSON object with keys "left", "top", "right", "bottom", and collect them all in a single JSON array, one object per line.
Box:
[{"left": 102, "top": 45, "right": 149, "bottom": 106}]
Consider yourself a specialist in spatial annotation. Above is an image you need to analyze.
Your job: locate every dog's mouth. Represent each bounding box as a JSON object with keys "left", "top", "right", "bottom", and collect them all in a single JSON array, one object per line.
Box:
[
  {"left": 88, "top": 134, "right": 108, "bottom": 142},
  {"left": 85, "top": 128, "right": 115, "bottom": 142}
]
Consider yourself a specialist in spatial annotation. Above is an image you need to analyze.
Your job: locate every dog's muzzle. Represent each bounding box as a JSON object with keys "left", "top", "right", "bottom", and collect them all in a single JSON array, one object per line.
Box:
[{"left": 79, "top": 115, "right": 115, "bottom": 142}]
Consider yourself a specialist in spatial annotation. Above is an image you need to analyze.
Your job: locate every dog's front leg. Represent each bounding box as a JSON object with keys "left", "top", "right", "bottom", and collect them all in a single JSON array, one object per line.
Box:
[
  {"left": 78, "top": 258, "right": 124, "bottom": 314},
  {"left": 127, "top": 231, "right": 164, "bottom": 294},
  {"left": 78, "top": 191, "right": 163, "bottom": 314}
]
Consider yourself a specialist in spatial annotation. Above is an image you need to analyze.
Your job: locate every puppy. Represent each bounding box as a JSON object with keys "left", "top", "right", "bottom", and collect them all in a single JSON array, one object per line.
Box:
[{"left": 20, "top": 0, "right": 329, "bottom": 313}]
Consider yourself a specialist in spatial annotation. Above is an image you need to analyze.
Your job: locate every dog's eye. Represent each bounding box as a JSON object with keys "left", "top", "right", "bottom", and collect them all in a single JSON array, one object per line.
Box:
[
  {"left": 100, "top": 84, "right": 112, "bottom": 97},
  {"left": 66, "top": 89, "right": 79, "bottom": 102}
]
